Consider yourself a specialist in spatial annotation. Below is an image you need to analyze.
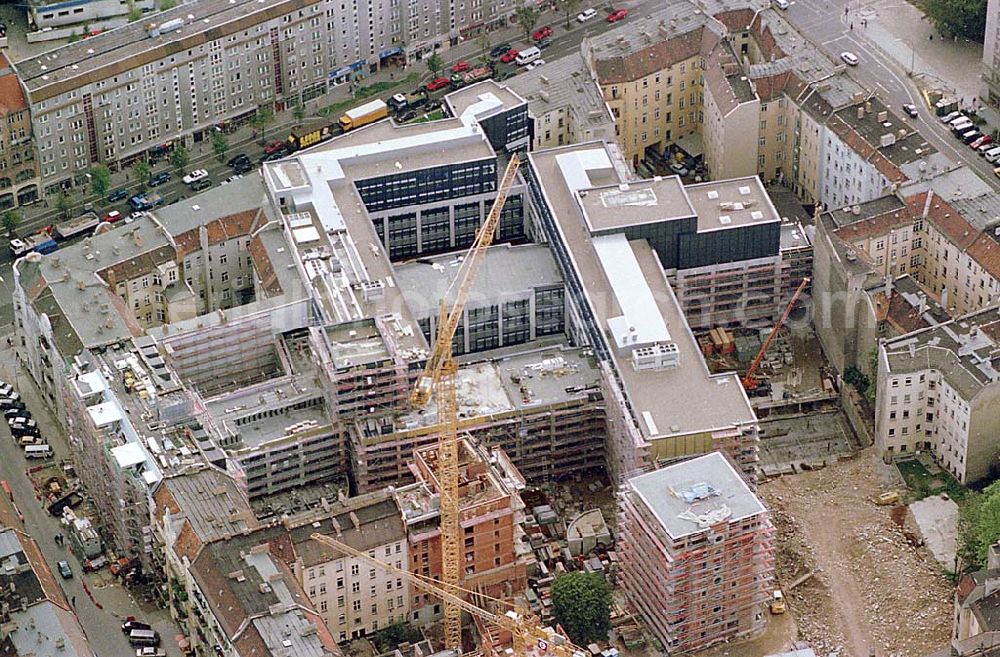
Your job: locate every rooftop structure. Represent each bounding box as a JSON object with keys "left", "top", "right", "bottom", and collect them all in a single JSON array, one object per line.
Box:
[{"left": 618, "top": 452, "right": 774, "bottom": 653}]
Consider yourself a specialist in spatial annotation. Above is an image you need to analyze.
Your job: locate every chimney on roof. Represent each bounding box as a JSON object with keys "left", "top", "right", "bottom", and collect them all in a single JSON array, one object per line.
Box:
[
  {"left": 923, "top": 190, "right": 934, "bottom": 218},
  {"left": 349, "top": 511, "right": 360, "bottom": 530},
  {"left": 917, "top": 293, "right": 927, "bottom": 316},
  {"left": 857, "top": 106, "right": 864, "bottom": 120},
  {"left": 331, "top": 517, "right": 342, "bottom": 537}
]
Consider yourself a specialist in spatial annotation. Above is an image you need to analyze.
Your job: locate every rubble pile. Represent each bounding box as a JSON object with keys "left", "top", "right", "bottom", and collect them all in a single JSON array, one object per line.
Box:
[{"left": 761, "top": 450, "right": 952, "bottom": 657}]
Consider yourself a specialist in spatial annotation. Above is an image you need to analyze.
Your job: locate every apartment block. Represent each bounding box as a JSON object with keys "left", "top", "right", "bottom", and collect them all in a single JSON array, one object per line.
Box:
[
  {"left": 397, "top": 438, "right": 530, "bottom": 624},
  {"left": 395, "top": 244, "right": 566, "bottom": 356},
  {"left": 13, "top": 0, "right": 516, "bottom": 195},
  {"left": 0, "top": 53, "right": 40, "bottom": 209},
  {"left": 285, "top": 492, "right": 410, "bottom": 642},
  {"left": 617, "top": 452, "right": 775, "bottom": 653},
  {"left": 876, "top": 306, "right": 1000, "bottom": 484},
  {"left": 505, "top": 52, "right": 616, "bottom": 152},
  {"left": 581, "top": 4, "right": 711, "bottom": 168},
  {"left": 26, "top": 0, "right": 156, "bottom": 30},
  {"left": 187, "top": 527, "right": 342, "bottom": 657},
  {"left": 814, "top": 188, "right": 1000, "bottom": 376},
  {"left": 983, "top": 0, "right": 1000, "bottom": 125},
  {"left": 526, "top": 141, "right": 761, "bottom": 481},
  {"left": 0, "top": 527, "right": 94, "bottom": 657}
]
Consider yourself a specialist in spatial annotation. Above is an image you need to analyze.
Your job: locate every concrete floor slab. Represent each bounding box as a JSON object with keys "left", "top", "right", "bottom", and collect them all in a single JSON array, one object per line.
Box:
[
  {"left": 758, "top": 411, "right": 857, "bottom": 476},
  {"left": 909, "top": 493, "right": 959, "bottom": 570}
]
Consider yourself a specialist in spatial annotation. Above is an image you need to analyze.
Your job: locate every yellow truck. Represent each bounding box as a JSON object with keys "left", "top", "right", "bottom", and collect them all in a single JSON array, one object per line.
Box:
[
  {"left": 877, "top": 490, "right": 901, "bottom": 506},
  {"left": 339, "top": 99, "right": 388, "bottom": 132},
  {"left": 770, "top": 590, "right": 786, "bottom": 614}
]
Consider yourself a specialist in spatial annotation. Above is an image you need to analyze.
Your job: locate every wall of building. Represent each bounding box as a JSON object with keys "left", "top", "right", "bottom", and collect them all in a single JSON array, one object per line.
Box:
[
  {"left": 29, "top": 0, "right": 156, "bottom": 29},
  {"left": 703, "top": 91, "right": 758, "bottom": 181}
]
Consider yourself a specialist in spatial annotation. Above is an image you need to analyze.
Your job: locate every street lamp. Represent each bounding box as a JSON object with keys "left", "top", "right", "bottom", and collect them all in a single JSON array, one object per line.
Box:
[{"left": 895, "top": 37, "right": 915, "bottom": 76}]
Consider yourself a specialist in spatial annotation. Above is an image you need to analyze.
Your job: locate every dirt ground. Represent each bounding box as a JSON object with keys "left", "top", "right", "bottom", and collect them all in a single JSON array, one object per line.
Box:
[{"left": 761, "top": 449, "right": 952, "bottom": 657}]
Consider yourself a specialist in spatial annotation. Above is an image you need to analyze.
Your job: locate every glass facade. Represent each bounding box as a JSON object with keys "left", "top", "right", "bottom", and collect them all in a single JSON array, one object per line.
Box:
[
  {"left": 355, "top": 159, "right": 498, "bottom": 213},
  {"left": 534, "top": 286, "right": 565, "bottom": 336}
]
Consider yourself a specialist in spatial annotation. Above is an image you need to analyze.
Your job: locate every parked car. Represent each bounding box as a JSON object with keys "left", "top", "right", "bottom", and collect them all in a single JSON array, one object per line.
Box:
[
  {"left": 902, "top": 103, "right": 919, "bottom": 117},
  {"left": 607, "top": 8, "right": 628, "bottom": 22},
  {"left": 771, "top": 0, "right": 790, "bottom": 8},
  {"left": 104, "top": 210, "right": 123, "bottom": 223},
  {"left": 227, "top": 153, "right": 250, "bottom": 168},
  {"left": 7, "top": 415, "right": 29, "bottom": 427},
  {"left": 977, "top": 140, "right": 997, "bottom": 154},
  {"left": 57, "top": 560, "right": 72, "bottom": 579},
  {"left": 450, "top": 60, "right": 470, "bottom": 74},
  {"left": 577, "top": 7, "right": 597, "bottom": 22},
  {"left": 107, "top": 188, "right": 129, "bottom": 203},
  {"left": 972, "top": 135, "right": 993, "bottom": 150},
  {"left": 963, "top": 130, "right": 983, "bottom": 144},
  {"left": 5, "top": 408, "right": 28, "bottom": 420},
  {"left": 669, "top": 162, "right": 690, "bottom": 177},
  {"left": 500, "top": 49, "right": 519, "bottom": 63},
  {"left": 11, "top": 423, "right": 40, "bottom": 439},
  {"left": 181, "top": 169, "right": 208, "bottom": 184},
  {"left": 233, "top": 160, "right": 254, "bottom": 175},
  {"left": 489, "top": 43, "right": 512, "bottom": 58},
  {"left": 148, "top": 172, "right": 171, "bottom": 187},
  {"left": 122, "top": 619, "right": 153, "bottom": 634},
  {"left": 536, "top": 37, "right": 552, "bottom": 49},
  {"left": 1, "top": 401, "right": 25, "bottom": 414},
  {"left": 526, "top": 59, "right": 546, "bottom": 71},
  {"left": 0, "top": 395, "right": 22, "bottom": 409},
  {"left": 136, "top": 648, "right": 167, "bottom": 657},
  {"left": 263, "top": 140, "right": 286, "bottom": 155},
  {"left": 994, "top": 166, "right": 1000, "bottom": 179},
  {"left": 532, "top": 25, "right": 552, "bottom": 41},
  {"left": 190, "top": 179, "right": 213, "bottom": 191},
  {"left": 0, "top": 383, "right": 13, "bottom": 397},
  {"left": 425, "top": 77, "right": 451, "bottom": 92},
  {"left": 840, "top": 51, "right": 859, "bottom": 66},
  {"left": 940, "top": 111, "right": 963, "bottom": 124}
]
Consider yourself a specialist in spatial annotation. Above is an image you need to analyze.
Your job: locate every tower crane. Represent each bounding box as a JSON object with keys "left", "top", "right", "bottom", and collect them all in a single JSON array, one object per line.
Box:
[
  {"left": 310, "top": 532, "right": 583, "bottom": 657},
  {"left": 741, "top": 276, "right": 810, "bottom": 392},
  {"left": 408, "top": 154, "right": 522, "bottom": 651}
]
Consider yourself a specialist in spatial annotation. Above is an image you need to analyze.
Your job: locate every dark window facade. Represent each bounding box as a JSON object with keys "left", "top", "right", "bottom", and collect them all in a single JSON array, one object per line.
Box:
[
  {"left": 387, "top": 213, "right": 417, "bottom": 259},
  {"left": 535, "top": 285, "right": 565, "bottom": 336},
  {"left": 502, "top": 299, "right": 530, "bottom": 346},
  {"left": 479, "top": 106, "right": 530, "bottom": 153},
  {"left": 421, "top": 207, "right": 451, "bottom": 253},
  {"left": 355, "top": 159, "right": 497, "bottom": 213},
  {"left": 467, "top": 305, "right": 499, "bottom": 353}
]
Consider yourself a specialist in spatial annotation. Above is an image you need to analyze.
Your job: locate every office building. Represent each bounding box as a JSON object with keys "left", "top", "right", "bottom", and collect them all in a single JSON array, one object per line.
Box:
[{"left": 617, "top": 452, "right": 774, "bottom": 653}]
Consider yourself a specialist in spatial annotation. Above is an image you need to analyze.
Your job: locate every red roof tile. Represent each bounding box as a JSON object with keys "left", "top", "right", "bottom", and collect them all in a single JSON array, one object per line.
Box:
[
  {"left": 904, "top": 192, "right": 978, "bottom": 250},
  {"left": 594, "top": 28, "right": 705, "bottom": 85},
  {"left": 0, "top": 53, "right": 26, "bottom": 116}
]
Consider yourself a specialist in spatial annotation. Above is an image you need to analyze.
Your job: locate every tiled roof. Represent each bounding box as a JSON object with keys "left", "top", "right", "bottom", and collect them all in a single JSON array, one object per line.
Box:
[
  {"left": 832, "top": 207, "right": 910, "bottom": 242},
  {"left": 713, "top": 7, "right": 755, "bottom": 33},
  {"left": 905, "top": 192, "right": 978, "bottom": 250},
  {"left": 593, "top": 27, "right": 705, "bottom": 85},
  {"left": 0, "top": 53, "right": 27, "bottom": 116},
  {"left": 173, "top": 209, "right": 261, "bottom": 259}
]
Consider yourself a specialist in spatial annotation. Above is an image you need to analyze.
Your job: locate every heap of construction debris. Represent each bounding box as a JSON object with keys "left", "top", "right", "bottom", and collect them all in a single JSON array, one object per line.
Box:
[{"left": 762, "top": 451, "right": 952, "bottom": 657}]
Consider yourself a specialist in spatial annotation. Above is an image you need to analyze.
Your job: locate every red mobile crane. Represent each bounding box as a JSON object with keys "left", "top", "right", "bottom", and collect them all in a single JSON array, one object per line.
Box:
[{"left": 741, "top": 277, "right": 811, "bottom": 393}]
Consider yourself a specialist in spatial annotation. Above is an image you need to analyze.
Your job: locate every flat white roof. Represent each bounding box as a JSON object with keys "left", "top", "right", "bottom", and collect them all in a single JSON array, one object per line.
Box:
[
  {"left": 111, "top": 441, "right": 147, "bottom": 469},
  {"left": 87, "top": 401, "right": 122, "bottom": 427},
  {"left": 594, "top": 233, "right": 671, "bottom": 348}
]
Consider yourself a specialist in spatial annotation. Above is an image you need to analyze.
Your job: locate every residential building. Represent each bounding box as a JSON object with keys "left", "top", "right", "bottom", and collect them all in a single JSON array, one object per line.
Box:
[
  {"left": 983, "top": 0, "right": 1000, "bottom": 125},
  {"left": 0, "top": 528, "right": 95, "bottom": 657},
  {"left": 397, "top": 438, "right": 531, "bottom": 624},
  {"left": 26, "top": 0, "right": 156, "bottom": 31},
  {"left": 954, "top": 543, "right": 1000, "bottom": 644},
  {"left": 11, "top": 0, "right": 528, "bottom": 195},
  {"left": 285, "top": 492, "right": 410, "bottom": 641},
  {"left": 504, "top": 52, "right": 615, "bottom": 152},
  {"left": 187, "top": 527, "right": 342, "bottom": 657},
  {"left": 876, "top": 305, "right": 1000, "bottom": 483},
  {"left": 617, "top": 451, "right": 775, "bottom": 653},
  {"left": 0, "top": 53, "right": 39, "bottom": 209}
]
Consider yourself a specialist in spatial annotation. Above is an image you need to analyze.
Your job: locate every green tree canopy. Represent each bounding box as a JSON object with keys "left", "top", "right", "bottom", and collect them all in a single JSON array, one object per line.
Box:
[
  {"left": 251, "top": 107, "right": 274, "bottom": 143},
  {"left": 293, "top": 100, "right": 306, "bottom": 125},
  {"left": 560, "top": 0, "right": 582, "bottom": 27},
  {"left": 89, "top": 164, "right": 112, "bottom": 198},
  {"left": 2, "top": 209, "right": 19, "bottom": 236},
  {"left": 959, "top": 482, "right": 1000, "bottom": 571},
  {"left": 55, "top": 191, "right": 72, "bottom": 219},
  {"left": 67, "top": 32, "right": 81, "bottom": 43},
  {"left": 211, "top": 132, "right": 229, "bottom": 162},
  {"left": 551, "top": 572, "right": 611, "bottom": 646},
  {"left": 132, "top": 159, "right": 152, "bottom": 188},
  {"left": 170, "top": 145, "right": 190, "bottom": 173},
  {"left": 426, "top": 52, "right": 444, "bottom": 77},
  {"left": 922, "top": 0, "right": 987, "bottom": 42},
  {"left": 515, "top": 7, "right": 541, "bottom": 41}
]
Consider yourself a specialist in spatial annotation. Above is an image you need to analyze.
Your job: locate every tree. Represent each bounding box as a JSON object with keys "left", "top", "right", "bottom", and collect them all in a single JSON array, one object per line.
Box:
[
  {"left": 2, "top": 210, "right": 18, "bottom": 237},
  {"left": 55, "top": 191, "right": 71, "bottom": 219},
  {"left": 170, "top": 145, "right": 190, "bottom": 173},
  {"left": 132, "top": 159, "right": 152, "bottom": 189},
  {"left": 89, "top": 164, "right": 112, "bottom": 198},
  {"left": 922, "top": 0, "right": 987, "bottom": 42},
  {"left": 127, "top": 0, "right": 143, "bottom": 21},
  {"left": 426, "top": 52, "right": 444, "bottom": 77},
  {"left": 293, "top": 100, "right": 306, "bottom": 126},
  {"left": 250, "top": 107, "right": 274, "bottom": 143},
  {"left": 67, "top": 31, "right": 81, "bottom": 43},
  {"left": 560, "top": 0, "right": 582, "bottom": 27},
  {"left": 515, "top": 6, "right": 540, "bottom": 42},
  {"left": 159, "top": 0, "right": 176, "bottom": 10},
  {"left": 957, "top": 482, "right": 1000, "bottom": 572},
  {"left": 212, "top": 132, "right": 229, "bottom": 162},
  {"left": 551, "top": 572, "right": 611, "bottom": 646}
]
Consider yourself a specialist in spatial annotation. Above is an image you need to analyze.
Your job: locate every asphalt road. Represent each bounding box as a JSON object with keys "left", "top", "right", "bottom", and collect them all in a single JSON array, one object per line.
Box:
[{"left": 782, "top": 0, "right": 1000, "bottom": 186}]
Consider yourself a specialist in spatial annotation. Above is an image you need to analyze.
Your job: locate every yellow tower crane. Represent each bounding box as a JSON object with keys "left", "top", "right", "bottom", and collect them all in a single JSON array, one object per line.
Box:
[
  {"left": 409, "top": 154, "right": 522, "bottom": 651},
  {"left": 310, "top": 532, "right": 583, "bottom": 657}
]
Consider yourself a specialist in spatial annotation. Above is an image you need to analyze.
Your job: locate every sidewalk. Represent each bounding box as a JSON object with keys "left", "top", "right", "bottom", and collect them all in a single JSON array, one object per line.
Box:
[{"left": 855, "top": 0, "right": 983, "bottom": 104}]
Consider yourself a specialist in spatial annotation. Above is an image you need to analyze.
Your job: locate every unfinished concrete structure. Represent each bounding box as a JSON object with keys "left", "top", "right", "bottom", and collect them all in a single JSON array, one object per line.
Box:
[
  {"left": 617, "top": 452, "right": 774, "bottom": 653},
  {"left": 397, "top": 438, "right": 532, "bottom": 624}
]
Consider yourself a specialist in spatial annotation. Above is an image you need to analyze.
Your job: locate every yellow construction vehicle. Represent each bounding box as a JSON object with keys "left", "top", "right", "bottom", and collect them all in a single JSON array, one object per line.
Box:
[
  {"left": 407, "top": 154, "right": 523, "bottom": 651},
  {"left": 770, "top": 589, "right": 786, "bottom": 614}
]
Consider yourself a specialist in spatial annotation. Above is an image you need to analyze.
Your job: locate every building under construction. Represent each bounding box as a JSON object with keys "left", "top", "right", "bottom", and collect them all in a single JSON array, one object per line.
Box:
[{"left": 617, "top": 452, "right": 775, "bottom": 653}]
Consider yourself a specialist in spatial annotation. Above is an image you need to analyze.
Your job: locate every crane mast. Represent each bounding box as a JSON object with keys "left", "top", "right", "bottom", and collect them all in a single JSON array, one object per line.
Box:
[
  {"left": 310, "top": 532, "right": 584, "bottom": 657},
  {"left": 741, "top": 276, "right": 811, "bottom": 390},
  {"left": 409, "top": 154, "right": 522, "bottom": 651}
]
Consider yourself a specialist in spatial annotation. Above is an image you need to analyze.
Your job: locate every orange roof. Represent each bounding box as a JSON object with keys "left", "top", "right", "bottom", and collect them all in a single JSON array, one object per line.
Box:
[
  {"left": 0, "top": 53, "right": 27, "bottom": 116},
  {"left": 904, "top": 192, "right": 978, "bottom": 250},
  {"left": 967, "top": 232, "right": 1000, "bottom": 281},
  {"left": 594, "top": 28, "right": 705, "bottom": 85}
]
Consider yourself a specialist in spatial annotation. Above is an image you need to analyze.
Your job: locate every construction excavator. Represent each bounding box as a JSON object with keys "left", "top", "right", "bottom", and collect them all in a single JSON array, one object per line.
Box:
[{"left": 741, "top": 276, "right": 811, "bottom": 394}]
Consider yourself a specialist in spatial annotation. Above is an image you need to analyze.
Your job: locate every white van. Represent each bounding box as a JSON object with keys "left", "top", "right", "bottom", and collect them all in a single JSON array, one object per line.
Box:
[
  {"left": 515, "top": 47, "right": 541, "bottom": 66},
  {"left": 24, "top": 444, "right": 52, "bottom": 459},
  {"left": 950, "top": 117, "right": 973, "bottom": 131},
  {"left": 985, "top": 147, "right": 1000, "bottom": 163}
]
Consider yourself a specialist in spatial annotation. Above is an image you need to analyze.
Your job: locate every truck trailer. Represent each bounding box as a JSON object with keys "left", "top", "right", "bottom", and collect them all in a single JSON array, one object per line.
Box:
[
  {"left": 53, "top": 212, "right": 101, "bottom": 241},
  {"left": 339, "top": 99, "right": 388, "bottom": 132}
]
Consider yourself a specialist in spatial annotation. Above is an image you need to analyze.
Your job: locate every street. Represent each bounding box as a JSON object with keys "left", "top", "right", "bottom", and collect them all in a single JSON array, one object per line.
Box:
[{"left": 0, "top": 338, "right": 182, "bottom": 657}]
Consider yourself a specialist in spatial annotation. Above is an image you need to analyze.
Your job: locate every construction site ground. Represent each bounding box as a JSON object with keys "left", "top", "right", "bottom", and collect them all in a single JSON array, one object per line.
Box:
[
  {"left": 757, "top": 410, "right": 858, "bottom": 475},
  {"left": 758, "top": 448, "right": 952, "bottom": 657}
]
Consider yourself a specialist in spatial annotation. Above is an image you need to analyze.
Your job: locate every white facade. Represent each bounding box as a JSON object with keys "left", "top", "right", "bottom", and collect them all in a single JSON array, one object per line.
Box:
[{"left": 818, "top": 128, "right": 892, "bottom": 211}]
